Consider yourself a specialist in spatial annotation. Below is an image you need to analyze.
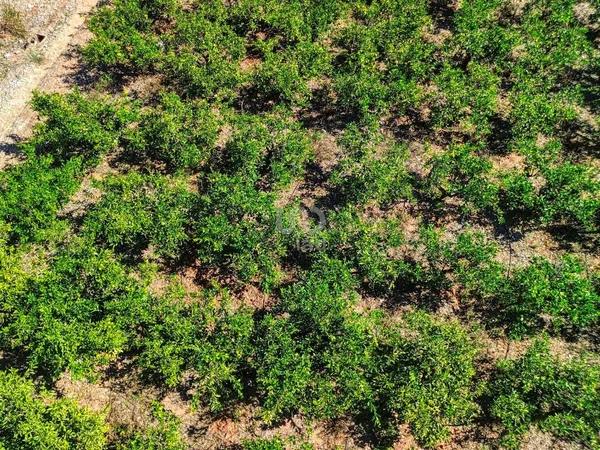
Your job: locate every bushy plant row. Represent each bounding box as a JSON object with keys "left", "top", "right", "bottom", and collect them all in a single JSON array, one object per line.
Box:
[
  {"left": 424, "top": 142, "right": 599, "bottom": 231},
  {"left": 76, "top": 163, "right": 599, "bottom": 337},
  {"left": 1, "top": 222, "right": 597, "bottom": 448}
]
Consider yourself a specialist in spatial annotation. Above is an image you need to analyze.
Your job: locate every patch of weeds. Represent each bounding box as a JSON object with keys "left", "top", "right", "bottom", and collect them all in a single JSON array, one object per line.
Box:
[{"left": 0, "top": 4, "right": 26, "bottom": 39}]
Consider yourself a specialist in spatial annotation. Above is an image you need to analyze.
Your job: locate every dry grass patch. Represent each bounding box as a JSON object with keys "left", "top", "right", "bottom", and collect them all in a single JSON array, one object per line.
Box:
[{"left": 0, "top": 4, "right": 26, "bottom": 39}]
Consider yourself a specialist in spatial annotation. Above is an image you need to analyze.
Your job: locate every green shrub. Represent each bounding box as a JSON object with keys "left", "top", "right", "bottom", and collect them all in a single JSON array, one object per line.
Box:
[
  {"left": 424, "top": 144, "right": 499, "bottom": 217},
  {"left": 514, "top": 137, "right": 563, "bottom": 169},
  {"left": 0, "top": 370, "right": 107, "bottom": 450},
  {"left": 253, "top": 48, "right": 306, "bottom": 107},
  {"left": 231, "top": 0, "right": 347, "bottom": 43},
  {"left": 332, "top": 0, "right": 432, "bottom": 122},
  {"left": 499, "top": 256, "right": 600, "bottom": 337},
  {"left": 430, "top": 62, "right": 499, "bottom": 138},
  {"left": 221, "top": 114, "right": 270, "bottom": 178},
  {"left": 490, "top": 339, "right": 600, "bottom": 449},
  {"left": 223, "top": 112, "right": 314, "bottom": 188},
  {"left": 0, "top": 225, "right": 36, "bottom": 307},
  {"left": 251, "top": 41, "right": 329, "bottom": 107},
  {"left": 509, "top": 81, "right": 580, "bottom": 141},
  {"left": 317, "top": 207, "right": 406, "bottom": 292},
  {"left": 141, "top": 0, "right": 180, "bottom": 20},
  {"left": 371, "top": 0, "right": 433, "bottom": 80},
  {"left": 0, "top": 241, "right": 151, "bottom": 379},
  {"left": 496, "top": 158, "right": 598, "bottom": 231},
  {"left": 138, "top": 286, "right": 254, "bottom": 412},
  {"left": 255, "top": 258, "right": 377, "bottom": 422},
  {"left": 26, "top": 91, "right": 136, "bottom": 168},
  {"left": 0, "top": 155, "right": 81, "bottom": 244},
  {"left": 243, "top": 437, "right": 285, "bottom": 450},
  {"left": 193, "top": 173, "right": 295, "bottom": 289},
  {"left": 452, "top": 0, "right": 517, "bottom": 63},
  {"left": 539, "top": 162, "right": 599, "bottom": 232},
  {"left": 267, "top": 120, "right": 314, "bottom": 189},
  {"left": 333, "top": 23, "right": 390, "bottom": 123},
  {"left": 256, "top": 260, "right": 480, "bottom": 447},
  {"left": 415, "top": 226, "right": 504, "bottom": 299},
  {"left": 515, "top": 0, "right": 595, "bottom": 82},
  {"left": 331, "top": 140, "right": 413, "bottom": 207},
  {"left": 83, "top": 173, "right": 195, "bottom": 260},
  {"left": 497, "top": 171, "right": 539, "bottom": 224},
  {"left": 371, "top": 312, "right": 480, "bottom": 447},
  {"left": 159, "top": 9, "right": 245, "bottom": 100},
  {"left": 83, "top": 0, "right": 162, "bottom": 72},
  {"left": 125, "top": 92, "right": 219, "bottom": 171}
]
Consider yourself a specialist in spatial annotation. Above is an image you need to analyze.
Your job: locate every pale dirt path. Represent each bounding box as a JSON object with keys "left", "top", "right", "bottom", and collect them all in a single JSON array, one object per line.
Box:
[{"left": 0, "top": 0, "right": 99, "bottom": 169}]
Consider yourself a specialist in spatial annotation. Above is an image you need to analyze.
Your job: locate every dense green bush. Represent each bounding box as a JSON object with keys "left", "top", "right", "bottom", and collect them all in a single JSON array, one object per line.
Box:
[
  {"left": 490, "top": 339, "right": 600, "bottom": 449},
  {"left": 452, "top": 0, "right": 517, "bottom": 63},
  {"left": 0, "top": 370, "right": 107, "bottom": 450},
  {"left": 0, "top": 91, "right": 138, "bottom": 245},
  {"left": 331, "top": 139, "right": 413, "bottom": 207},
  {"left": 26, "top": 91, "right": 135, "bottom": 168},
  {"left": 332, "top": 0, "right": 431, "bottom": 123},
  {"left": 0, "top": 224, "right": 35, "bottom": 305},
  {"left": 267, "top": 120, "right": 314, "bottom": 189},
  {"left": 499, "top": 256, "right": 599, "bottom": 337},
  {"left": 222, "top": 112, "right": 314, "bottom": 188},
  {"left": 414, "top": 226, "right": 504, "bottom": 299},
  {"left": 138, "top": 285, "right": 254, "bottom": 412},
  {"left": 0, "top": 155, "right": 81, "bottom": 243},
  {"left": 538, "top": 162, "right": 599, "bottom": 232},
  {"left": 231, "top": 0, "right": 347, "bottom": 43},
  {"left": 252, "top": 41, "right": 331, "bottom": 106},
  {"left": 497, "top": 170, "right": 539, "bottom": 224},
  {"left": 0, "top": 240, "right": 151, "bottom": 379},
  {"left": 255, "top": 258, "right": 372, "bottom": 422},
  {"left": 242, "top": 437, "right": 286, "bottom": 450},
  {"left": 83, "top": 172, "right": 195, "bottom": 259},
  {"left": 411, "top": 228, "right": 599, "bottom": 335},
  {"left": 256, "top": 259, "right": 481, "bottom": 447},
  {"left": 315, "top": 207, "right": 406, "bottom": 292},
  {"left": 509, "top": 81, "right": 580, "bottom": 141},
  {"left": 83, "top": 0, "right": 162, "bottom": 72},
  {"left": 424, "top": 144, "right": 499, "bottom": 217},
  {"left": 221, "top": 113, "right": 270, "bottom": 178},
  {"left": 160, "top": 5, "right": 246, "bottom": 100},
  {"left": 430, "top": 62, "right": 499, "bottom": 138},
  {"left": 333, "top": 23, "right": 390, "bottom": 123},
  {"left": 371, "top": 312, "right": 480, "bottom": 447},
  {"left": 124, "top": 92, "right": 219, "bottom": 171},
  {"left": 425, "top": 144, "right": 599, "bottom": 231},
  {"left": 0, "top": 370, "right": 185, "bottom": 450},
  {"left": 514, "top": 0, "right": 595, "bottom": 82},
  {"left": 194, "top": 173, "right": 295, "bottom": 289}
]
